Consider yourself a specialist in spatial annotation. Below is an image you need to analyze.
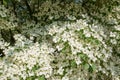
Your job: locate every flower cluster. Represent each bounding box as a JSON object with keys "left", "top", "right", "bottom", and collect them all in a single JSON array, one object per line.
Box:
[
  {"left": 0, "top": 5, "right": 17, "bottom": 30},
  {"left": 0, "top": 1, "right": 120, "bottom": 79},
  {"left": 0, "top": 15, "right": 120, "bottom": 79},
  {"left": 46, "top": 19, "right": 119, "bottom": 80},
  {"left": 0, "top": 34, "right": 54, "bottom": 80}
]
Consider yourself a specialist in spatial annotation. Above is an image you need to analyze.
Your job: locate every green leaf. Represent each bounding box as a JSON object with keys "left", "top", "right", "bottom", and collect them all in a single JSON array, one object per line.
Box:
[
  {"left": 38, "top": 75, "right": 46, "bottom": 80},
  {"left": 32, "top": 64, "right": 40, "bottom": 72},
  {"left": 85, "top": 36, "right": 101, "bottom": 45},
  {"left": 3, "top": 0, "right": 9, "bottom": 6},
  {"left": 70, "top": 60, "right": 77, "bottom": 68},
  {"left": 78, "top": 53, "right": 88, "bottom": 61},
  {"left": 84, "top": 63, "right": 89, "bottom": 70},
  {"left": 26, "top": 77, "right": 32, "bottom": 80},
  {"left": 75, "top": 29, "right": 86, "bottom": 39},
  {"left": 88, "top": 64, "right": 96, "bottom": 73},
  {"left": 88, "top": 65, "right": 93, "bottom": 73},
  {"left": 61, "top": 41, "right": 71, "bottom": 53},
  {"left": 91, "top": 64, "right": 96, "bottom": 72}
]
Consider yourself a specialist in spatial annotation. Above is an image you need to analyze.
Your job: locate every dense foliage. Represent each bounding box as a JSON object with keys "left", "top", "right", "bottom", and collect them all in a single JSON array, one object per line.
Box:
[{"left": 0, "top": 0, "right": 120, "bottom": 80}]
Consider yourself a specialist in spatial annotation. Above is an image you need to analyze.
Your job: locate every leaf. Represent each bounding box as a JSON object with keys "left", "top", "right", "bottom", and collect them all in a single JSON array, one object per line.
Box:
[
  {"left": 91, "top": 64, "right": 96, "bottom": 72},
  {"left": 75, "top": 29, "right": 86, "bottom": 39},
  {"left": 88, "top": 64, "right": 96, "bottom": 73},
  {"left": 88, "top": 65, "right": 93, "bottom": 73},
  {"left": 78, "top": 53, "right": 88, "bottom": 61},
  {"left": 70, "top": 60, "right": 77, "bottom": 68},
  {"left": 26, "top": 77, "right": 32, "bottom": 80},
  {"left": 84, "top": 63, "right": 89, "bottom": 70},
  {"left": 32, "top": 64, "right": 40, "bottom": 72},
  {"left": 85, "top": 36, "right": 100, "bottom": 45},
  {"left": 61, "top": 41, "right": 71, "bottom": 53},
  {"left": 3, "top": 0, "right": 9, "bottom": 6},
  {"left": 38, "top": 75, "right": 46, "bottom": 80}
]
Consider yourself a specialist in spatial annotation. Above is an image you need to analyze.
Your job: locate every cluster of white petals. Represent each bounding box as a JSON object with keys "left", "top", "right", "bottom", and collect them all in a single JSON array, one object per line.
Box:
[
  {"left": 0, "top": 5, "right": 17, "bottom": 30},
  {"left": 0, "top": 34, "right": 53, "bottom": 79},
  {"left": 0, "top": 12, "right": 120, "bottom": 79}
]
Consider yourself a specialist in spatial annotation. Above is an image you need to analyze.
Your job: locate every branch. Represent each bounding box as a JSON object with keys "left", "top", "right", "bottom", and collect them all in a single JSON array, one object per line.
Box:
[{"left": 24, "top": 0, "right": 33, "bottom": 19}]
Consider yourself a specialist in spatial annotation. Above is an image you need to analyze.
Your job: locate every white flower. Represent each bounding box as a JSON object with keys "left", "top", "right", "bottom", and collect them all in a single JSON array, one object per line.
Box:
[
  {"left": 67, "top": 15, "right": 76, "bottom": 20},
  {"left": 48, "top": 25, "right": 59, "bottom": 35},
  {"left": 87, "top": 51, "right": 97, "bottom": 62},
  {"left": 62, "top": 32, "right": 70, "bottom": 42},
  {"left": 110, "top": 39, "right": 117, "bottom": 44},
  {"left": 53, "top": 36, "right": 60, "bottom": 43},
  {"left": 57, "top": 67, "right": 64, "bottom": 75},
  {"left": 85, "top": 33, "right": 91, "bottom": 37},
  {"left": 83, "top": 29, "right": 91, "bottom": 37},
  {"left": 62, "top": 76, "right": 69, "bottom": 80},
  {"left": 110, "top": 32, "right": 116, "bottom": 37},
  {"left": 28, "top": 71, "right": 34, "bottom": 76},
  {"left": 75, "top": 57, "right": 82, "bottom": 65},
  {"left": 56, "top": 45, "right": 63, "bottom": 51},
  {"left": 114, "top": 25, "right": 120, "bottom": 31}
]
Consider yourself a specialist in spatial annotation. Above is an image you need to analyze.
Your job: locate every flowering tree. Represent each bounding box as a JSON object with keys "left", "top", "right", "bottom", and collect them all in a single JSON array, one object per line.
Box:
[{"left": 0, "top": 0, "right": 120, "bottom": 80}]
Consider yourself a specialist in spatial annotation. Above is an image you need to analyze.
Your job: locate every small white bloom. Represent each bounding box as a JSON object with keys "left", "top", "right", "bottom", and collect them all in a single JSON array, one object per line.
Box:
[
  {"left": 56, "top": 45, "right": 63, "bottom": 51},
  {"left": 75, "top": 58, "right": 82, "bottom": 65},
  {"left": 62, "top": 76, "right": 69, "bottom": 80},
  {"left": 57, "top": 67, "right": 64, "bottom": 75},
  {"left": 114, "top": 25, "right": 120, "bottom": 31},
  {"left": 83, "top": 29, "right": 91, "bottom": 37},
  {"left": 85, "top": 33, "right": 91, "bottom": 37},
  {"left": 53, "top": 36, "right": 60, "bottom": 43},
  {"left": 110, "top": 39, "right": 117, "bottom": 44},
  {"left": 110, "top": 32, "right": 116, "bottom": 37}
]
